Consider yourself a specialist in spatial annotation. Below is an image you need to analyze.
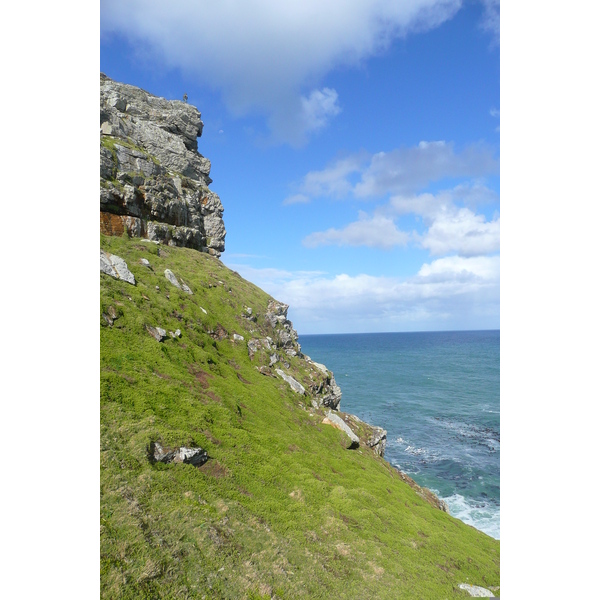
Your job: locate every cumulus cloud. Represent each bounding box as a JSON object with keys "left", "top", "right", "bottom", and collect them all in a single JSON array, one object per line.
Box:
[
  {"left": 224, "top": 255, "right": 499, "bottom": 333},
  {"left": 302, "top": 212, "right": 410, "bottom": 249},
  {"left": 290, "top": 141, "right": 498, "bottom": 201},
  {"left": 355, "top": 141, "right": 498, "bottom": 197},
  {"left": 418, "top": 207, "right": 499, "bottom": 256},
  {"left": 416, "top": 255, "right": 499, "bottom": 281},
  {"left": 303, "top": 185, "right": 499, "bottom": 255},
  {"left": 101, "top": 0, "right": 462, "bottom": 144}
]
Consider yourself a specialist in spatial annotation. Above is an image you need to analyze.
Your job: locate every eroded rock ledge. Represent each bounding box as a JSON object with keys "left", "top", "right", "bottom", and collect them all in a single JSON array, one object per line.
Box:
[{"left": 100, "top": 73, "right": 226, "bottom": 256}]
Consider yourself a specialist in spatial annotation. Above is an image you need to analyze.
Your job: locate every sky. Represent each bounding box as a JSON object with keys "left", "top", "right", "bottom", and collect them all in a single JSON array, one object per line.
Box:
[{"left": 100, "top": 0, "right": 500, "bottom": 334}]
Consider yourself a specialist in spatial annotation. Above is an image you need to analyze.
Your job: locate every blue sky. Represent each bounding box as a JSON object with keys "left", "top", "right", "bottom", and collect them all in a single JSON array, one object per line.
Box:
[{"left": 101, "top": 0, "right": 500, "bottom": 334}]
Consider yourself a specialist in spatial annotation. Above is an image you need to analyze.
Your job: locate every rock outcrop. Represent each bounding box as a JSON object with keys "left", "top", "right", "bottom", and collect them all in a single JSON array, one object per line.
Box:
[{"left": 100, "top": 73, "right": 226, "bottom": 256}]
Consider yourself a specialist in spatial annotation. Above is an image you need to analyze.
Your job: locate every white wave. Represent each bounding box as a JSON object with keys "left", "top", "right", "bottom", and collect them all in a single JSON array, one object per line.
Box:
[{"left": 443, "top": 493, "right": 500, "bottom": 540}]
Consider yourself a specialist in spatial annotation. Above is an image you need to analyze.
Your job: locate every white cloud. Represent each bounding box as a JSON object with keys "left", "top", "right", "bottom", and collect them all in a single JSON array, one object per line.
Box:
[
  {"left": 301, "top": 88, "right": 341, "bottom": 133},
  {"left": 297, "top": 153, "right": 369, "bottom": 198},
  {"left": 302, "top": 185, "right": 499, "bottom": 255},
  {"left": 101, "top": 0, "right": 463, "bottom": 144},
  {"left": 416, "top": 255, "right": 499, "bottom": 281},
  {"left": 302, "top": 212, "right": 410, "bottom": 249},
  {"left": 479, "top": 0, "right": 499, "bottom": 46},
  {"left": 418, "top": 207, "right": 500, "bottom": 256},
  {"left": 282, "top": 194, "right": 311, "bottom": 206},
  {"left": 290, "top": 141, "right": 498, "bottom": 201},
  {"left": 223, "top": 256, "right": 499, "bottom": 333},
  {"left": 354, "top": 141, "right": 498, "bottom": 197}
]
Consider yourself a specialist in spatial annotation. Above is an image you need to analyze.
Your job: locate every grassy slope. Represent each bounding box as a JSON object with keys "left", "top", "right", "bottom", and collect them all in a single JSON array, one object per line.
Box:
[{"left": 100, "top": 234, "right": 500, "bottom": 599}]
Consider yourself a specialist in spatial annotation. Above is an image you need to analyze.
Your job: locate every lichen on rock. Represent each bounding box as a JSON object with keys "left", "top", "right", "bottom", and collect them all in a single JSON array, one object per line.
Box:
[{"left": 100, "top": 73, "right": 226, "bottom": 256}]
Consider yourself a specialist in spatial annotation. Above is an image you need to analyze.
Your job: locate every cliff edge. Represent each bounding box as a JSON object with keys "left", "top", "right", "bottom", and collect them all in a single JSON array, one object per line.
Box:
[{"left": 100, "top": 73, "right": 226, "bottom": 256}]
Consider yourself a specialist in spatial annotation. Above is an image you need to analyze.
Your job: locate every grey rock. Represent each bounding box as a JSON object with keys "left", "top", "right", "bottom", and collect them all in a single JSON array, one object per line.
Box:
[
  {"left": 146, "top": 325, "right": 167, "bottom": 342},
  {"left": 100, "top": 73, "right": 226, "bottom": 255},
  {"left": 307, "top": 362, "right": 342, "bottom": 411},
  {"left": 348, "top": 414, "right": 387, "bottom": 457},
  {"left": 275, "top": 369, "right": 306, "bottom": 395},
  {"left": 164, "top": 268, "right": 181, "bottom": 288},
  {"left": 267, "top": 300, "right": 289, "bottom": 316},
  {"left": 247, "top": 337, "right": 273, "bottom": 360},
  {"left": 150, "top": 442, "right": 208, "bottom": 467},
  {"left": 309, "top": 360, "right": 329, "bottom": 375},
  {"left": 367, "top": 426, "right": 387, "bottom": 457},
  {"left": 140, "top": 258, "right": 151, "bottom": 267},
  {"left": 100, "top": 250, "right": 135, "bottom": 285},
  {"left": 169, "top": 329, "right": 181, "bottom": 338},
  {"left": 175, "top": 447, "right": 208, "bottom": 466},
  {"left": 458, "top": 584, "right": 496, "bottom": 597},
  {"left": 233, "top": 333, "right": 244, "bottom": 341},
  {"left": 323, "top": 411, "right": 359, "bottom": 449},
  {"left": 164, "top": 269, "right": 193, "bottom": 294}
]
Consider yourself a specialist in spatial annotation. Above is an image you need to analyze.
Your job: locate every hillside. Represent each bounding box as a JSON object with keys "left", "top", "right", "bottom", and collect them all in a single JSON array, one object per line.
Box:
[{"left": 100, "top": 75, "right": 499, "bottom": 599}]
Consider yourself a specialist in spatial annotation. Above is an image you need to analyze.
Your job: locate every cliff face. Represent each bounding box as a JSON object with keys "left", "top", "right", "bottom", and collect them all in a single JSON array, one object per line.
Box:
[{"left": 100, "top": 73, "right": 226, "bottom": 256}]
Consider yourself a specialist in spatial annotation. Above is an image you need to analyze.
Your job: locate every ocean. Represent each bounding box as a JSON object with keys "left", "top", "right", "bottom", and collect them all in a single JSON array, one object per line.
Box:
[{"left": 298, "top": 330, "right": 500, "bottom": 540}]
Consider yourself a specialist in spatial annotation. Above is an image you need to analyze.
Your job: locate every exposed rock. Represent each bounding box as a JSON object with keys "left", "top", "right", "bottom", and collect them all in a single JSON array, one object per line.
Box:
[
  {"left": 100, "top": 73, "right": 226, "bottom": 256},
  {"left": 264, "top": 300, "right": 302, "bottom": 358},
  {"left": 458, "top": 583, "right": 496, "bottom": 597},
  {"left": 102, "top": 305, "right": 120, "bottom": 326},
  {"left": 169, "top": 329, "right": 182, "bottom": 338},
  {"left": 100, "top": 249, "right": 135, "bottom": 285},
  {"left": 146, "top": 325, "right": 167, "bottom": 342},
  {"left": 164, "top": 269, "right": 193, "bottom": 294},
  {"left": 140, "top": 258, "right": 151, "bottom": 267},
  {"left": 257, "top": 366, "right": 276, "bottom": 377},
  {"left": 208, "top": 324, "right": 227, "bottom": 341},
  {"left": 275, "top": 369, "right": 306, "bottom": 395},
  {"left": 347, "top": 414, "right": 387, "bottom": 457},
  {"left": 322, "top": 411, "right": 359, "bottom": 449},
  {"left": 306, "top": 359, "right": 342, "bottom": 411},
  {"left": 233, "top": 334, "right": 244, "bottom": 341},
  {"left": 247, "top": 337, "right": 273, "bottom": 360},
  {"left": 149, "top": 441, "right": 208, "bottom": 467}
]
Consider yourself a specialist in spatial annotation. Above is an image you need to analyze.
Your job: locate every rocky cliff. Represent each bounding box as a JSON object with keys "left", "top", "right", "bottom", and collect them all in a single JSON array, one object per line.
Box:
[{"left": 100, "top": 73, "right": 226, "bottom": 256}]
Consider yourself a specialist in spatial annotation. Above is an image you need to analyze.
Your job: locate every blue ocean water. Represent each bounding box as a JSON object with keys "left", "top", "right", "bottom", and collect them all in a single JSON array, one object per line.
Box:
[{"left": 298, "top": 330, "right": 500, "bottom": 540}]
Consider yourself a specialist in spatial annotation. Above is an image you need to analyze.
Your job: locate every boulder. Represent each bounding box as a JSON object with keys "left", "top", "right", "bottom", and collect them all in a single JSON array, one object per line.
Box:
[
  {"left": 146, "top": 325, "right": 167, "bottom": 342},
  {"left": 164, "top": 269, "right": 193, "bottom": 294},
  {"left": 150, "top": 442, "right": 208, "bottom": 467},
  {"left": 275, "top": 369, "right": 306, "bottom": 395},
  {"left": 322, "top": 411, "right": 359, "bottom": 449},
  {"left": 457, "top": 583, "right": 496, "bottom": 597},
  {"left": 100, "top": 249, "right": 135, "bottom": 285}
]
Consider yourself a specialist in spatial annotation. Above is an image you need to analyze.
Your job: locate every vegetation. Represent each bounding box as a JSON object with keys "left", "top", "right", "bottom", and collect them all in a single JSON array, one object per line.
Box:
[{"left": 100, "top": 234, "right": 500, "bottom": 599}]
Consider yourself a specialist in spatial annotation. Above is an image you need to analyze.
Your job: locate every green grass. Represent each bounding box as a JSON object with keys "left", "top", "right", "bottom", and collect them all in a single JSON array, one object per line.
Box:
[{"left": 100, "top": 234, "right": 500, "bottom": 599}]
